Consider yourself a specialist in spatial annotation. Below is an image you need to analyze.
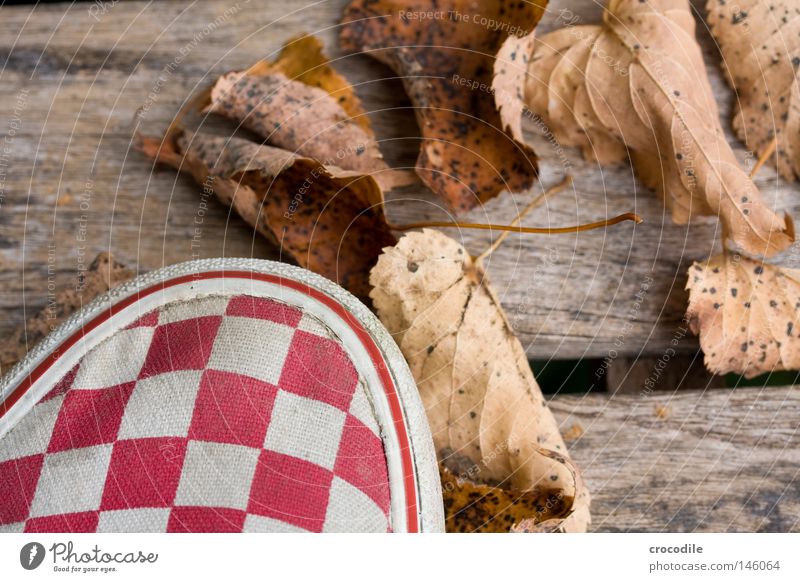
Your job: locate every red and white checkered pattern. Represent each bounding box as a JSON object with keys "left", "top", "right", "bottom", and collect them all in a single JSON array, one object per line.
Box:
[{"left": 0, "top": 295, "right": 391, "bottom": 532}]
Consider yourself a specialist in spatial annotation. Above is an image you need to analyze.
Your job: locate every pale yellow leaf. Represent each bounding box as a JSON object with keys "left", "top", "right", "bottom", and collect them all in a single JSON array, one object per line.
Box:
[
  {"left": 686, "top": 254, "right": 800, "bottom": 377},
  {"left": 707, "top": 0, "right": 800, "bottom": 181},
  {"left": 370, "top": 229, "right": 590, "bottom": 532},
  {"left": 520, "top": 0, "right": 794, "bottom": 258}
]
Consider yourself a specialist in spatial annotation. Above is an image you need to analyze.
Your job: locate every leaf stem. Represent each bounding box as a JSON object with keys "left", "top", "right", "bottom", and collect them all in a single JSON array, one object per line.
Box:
[
  {"left": 391, "top": 212, "right": 642, "bottom": 235},
  {"left": 475, "top": 175, "right": 573, "bottom": 263},
  {"left": 749, "top": 137, "right": 778, "bottom": 178}
]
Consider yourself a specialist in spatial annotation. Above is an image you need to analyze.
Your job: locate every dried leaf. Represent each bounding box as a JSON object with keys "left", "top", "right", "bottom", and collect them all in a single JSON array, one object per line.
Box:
[
  {"left": 707, "top": 0, "right": 800, "bottom": 181},
  {"left": 493, "top": 23, "right": 537, "bottom": 146},
  {"left": 201, "top": 35, "right": 407, "bottom": 190},
  {"left": 523, "top": 0, "right": 794, "bottom": 258},
  {"left": 0, "top": 253, "right": 134, "bottom": 375},
  {"left": 340, "top": 0, "right": 544, "bottom": 212},
  {"left": 370, "top": 229, "right": 590, "bottom": 532},
  {"left": 439, "top": 461, "right": 574, "bottom": 533},
  {"left": 561, "top": 422, "right": 584, "bottom": 441},
  {"left": 686, "top": 253, "right": 800, "bottom": 377},
  {"left": 654, "top": 405, "right": 670, "bottom": 419},
  {"left": 137, "top": 131, "right": 395, "bottom": 301},
  {"left": 253, "top": 34, "right": 374, "bottom": 132}
]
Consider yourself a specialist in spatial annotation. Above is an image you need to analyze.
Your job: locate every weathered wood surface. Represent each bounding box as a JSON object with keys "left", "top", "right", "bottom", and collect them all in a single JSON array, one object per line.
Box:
[
  {"left": 0, "top": 0, "right": 798, "bottom": 363},
  {"left": 2, "top": 257, "right": 797, "bottom": 532},
  {"left": 552, "top": 386, "right": 800, "bottom": 532},
  {"left": 0, "top": 252, "right": 132, "bottom": 374}
]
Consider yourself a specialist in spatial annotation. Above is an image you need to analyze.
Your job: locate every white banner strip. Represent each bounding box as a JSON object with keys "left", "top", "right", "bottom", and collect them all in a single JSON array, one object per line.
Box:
[{"left": 1, "top": 533, "right": 799, "bottom": 580}]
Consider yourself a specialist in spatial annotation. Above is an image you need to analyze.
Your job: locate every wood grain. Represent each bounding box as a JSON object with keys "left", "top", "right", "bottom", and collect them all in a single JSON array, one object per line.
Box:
[
  {"left": 0, "top": 252, "right": 132, "bottom": 375},
  {"left": 1, "top": 0, "right": 797, "bottom": 532},
  {"left": 552, "top": 387, "right": 800, "bottom": 532},
  {"left": 2, "top": 258, "right": 795, "bottom": 531},
  {"left": 1, "top": 0, "right": 798, "bottom": 360}
]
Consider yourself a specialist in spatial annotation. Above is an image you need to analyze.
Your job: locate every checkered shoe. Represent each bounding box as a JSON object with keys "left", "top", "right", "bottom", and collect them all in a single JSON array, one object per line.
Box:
[{"left": 0, "top": 260, "right": 443, "bottom": 533}]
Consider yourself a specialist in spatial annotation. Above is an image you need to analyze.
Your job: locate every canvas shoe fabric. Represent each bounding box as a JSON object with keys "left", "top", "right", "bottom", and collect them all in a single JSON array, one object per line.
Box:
[{"left": 0, "top": 260, "right": 443, "bottom": 533}]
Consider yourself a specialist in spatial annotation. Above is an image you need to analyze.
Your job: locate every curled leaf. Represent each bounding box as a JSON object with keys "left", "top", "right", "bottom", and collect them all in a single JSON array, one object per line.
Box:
[
  {"left": 253, "top": 34, "right": 373, "bottom": 132},
  {"left": 686, "top": 254, "right": 800, "bottom": 377},
  {"left": 370, "top": 229, "right": 590, "bottom": 532},
  {"left": 340, "top": 0, "right": 545, "bottom": 212},
  {"left": 524, "top": 0, "right": 794, "bottom": 258},
  {"left": 493, "top": 24, "right": 537, "bottom": 145},
  {"left": 137, "top": 131, "right": 395, "bottom": 300},
  {"left": 707, "top": 0, "right": 800, "bottom": 181},
  {"left": 201, "top": 35, "right": 406, "bottom": 190}
]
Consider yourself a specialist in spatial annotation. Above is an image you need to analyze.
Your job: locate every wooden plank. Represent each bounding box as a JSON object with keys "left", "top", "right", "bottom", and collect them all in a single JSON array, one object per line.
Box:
[
  {"left": 0, "top": 252, "right": 132, "bottom": 374},
  {"left": 0, "top": 0, "right": 798, "bottom": 361},
  {"left": 2, "top": 260, "right": 797, "bottom": 531},
  {"left": 552, "top": 386, "right": 800, "bottom": 532}
]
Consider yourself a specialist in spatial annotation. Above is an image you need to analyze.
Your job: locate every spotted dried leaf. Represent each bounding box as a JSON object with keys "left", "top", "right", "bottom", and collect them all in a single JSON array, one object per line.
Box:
[
  {"left": 439, "top": 461, "right": 575, "bottom": 533},
  {"left": 137, "top": 131, "right": 395, "bottom": 301},
  {"left": 707, "top": 0, "right": 800, "bottom": 181},
  {"left": 524, "top": 0, "right": 794, "bottom": 258},
  {"left": 340, "top": 0, "right": 544, "bottom": 213},
  {"left": 253, "top": 33, "right": 373, "bottom": 132},
  {"left": 201, "top": 35, "right": 407, "bottom": 190},
  {"left": 370, "top": 229, "right": 590, "bottom": 532},
  {"left": 686, "top": 254, "right": 800, "bottom": 377}
]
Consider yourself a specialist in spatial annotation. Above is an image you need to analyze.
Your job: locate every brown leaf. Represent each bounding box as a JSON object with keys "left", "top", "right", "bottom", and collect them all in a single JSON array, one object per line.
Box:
[
  {"left": 201, "top": 35, "right": 407, "bottom": 191},
  {"left": 707, "top": 0, "right": 800, "bottom": 181},
  {"left": 252, "top": 34, "right": 374, "bottom": 132},
  {"left": 0, "top": 253, "right": 134, "bottom": 375},
  {"left": 137, "top": 130, "right": 395, "bottom": 301},
  {"left": 370, "top": 229, "right": 590, "bottom": 532},
  {"left": 340, "top": 0, "right": 544, "bottom": 213},
  {"left": 561, "top": 422, "right": 584, "bottom": 442},
  {"left": 686, "top": 253, "right": 800, "bottom": 377},
  {"left": 439, "top": 461, "right": 575, "bottom": 533},
  {"left": 523, "top": 0, "right": 794, "bottom": 258}
]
